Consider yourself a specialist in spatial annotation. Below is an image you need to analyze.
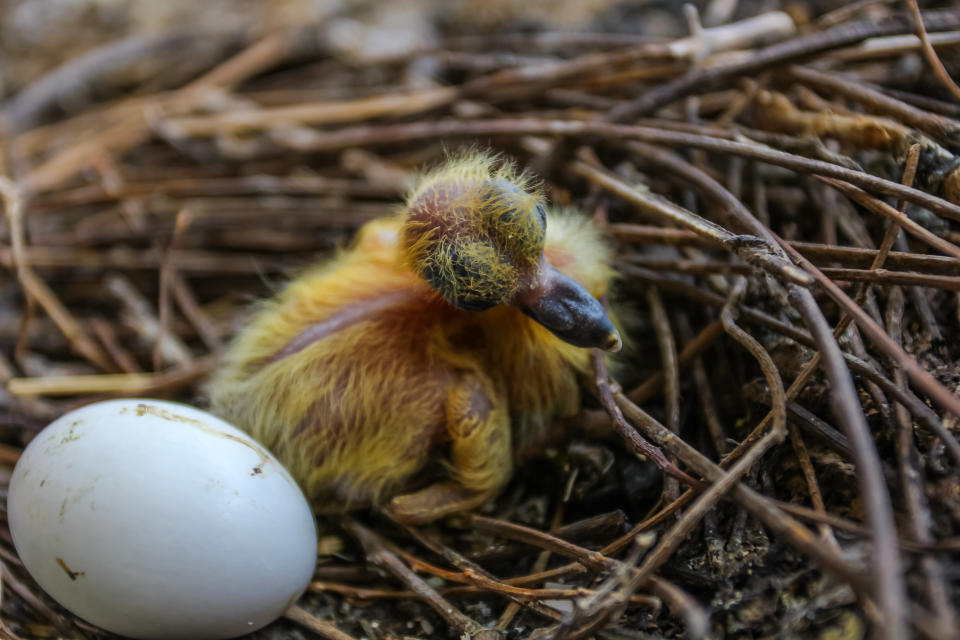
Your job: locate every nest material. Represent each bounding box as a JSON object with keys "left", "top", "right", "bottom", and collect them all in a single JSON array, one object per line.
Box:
[{"left": 2, "top": 1, "right": 960, "bottom": 639}]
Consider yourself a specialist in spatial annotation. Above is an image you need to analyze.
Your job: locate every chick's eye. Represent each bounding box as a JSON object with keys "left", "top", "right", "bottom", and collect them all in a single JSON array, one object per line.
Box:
[
  {"left": 500, "top": 202, "right": 545, "bottom": 236},
  {"left": 480, "top": 179, "right": 544, "bottom": 229},
  {"left": 534, "top": 203, "right": 547, "bottom": 229}
]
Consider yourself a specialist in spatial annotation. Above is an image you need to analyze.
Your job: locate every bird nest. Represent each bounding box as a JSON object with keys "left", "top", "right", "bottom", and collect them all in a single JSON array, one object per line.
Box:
[{"left": 1, "top": 1, "right": 960, "bottom": 639}]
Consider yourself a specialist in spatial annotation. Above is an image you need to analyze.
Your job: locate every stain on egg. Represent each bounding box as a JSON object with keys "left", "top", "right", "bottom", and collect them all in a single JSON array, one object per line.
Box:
[{"left": 8, "top": 399, "right": 318, "bottom": 640}]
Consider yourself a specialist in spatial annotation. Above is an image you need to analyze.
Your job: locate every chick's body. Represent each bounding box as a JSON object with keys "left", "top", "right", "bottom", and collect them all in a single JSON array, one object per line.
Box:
[{"left": 210, "top": 159, "right": 615, "bottom": 519}]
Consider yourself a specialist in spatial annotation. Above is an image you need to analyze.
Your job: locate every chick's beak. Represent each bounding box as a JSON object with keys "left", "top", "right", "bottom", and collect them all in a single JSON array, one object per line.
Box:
[{"left": 514, "top": 263, "right": 621, "bottom": 352}]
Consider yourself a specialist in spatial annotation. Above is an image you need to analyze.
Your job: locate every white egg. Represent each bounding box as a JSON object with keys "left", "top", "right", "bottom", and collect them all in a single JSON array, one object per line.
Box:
[{"left": 8, "top": 398, "right": 318, "bottom": 639}]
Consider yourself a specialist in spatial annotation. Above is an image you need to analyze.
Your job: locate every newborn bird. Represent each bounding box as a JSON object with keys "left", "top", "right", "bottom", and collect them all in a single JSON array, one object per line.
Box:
[{"left": 208, "top": 153, "right": 620, "bottom": 523}]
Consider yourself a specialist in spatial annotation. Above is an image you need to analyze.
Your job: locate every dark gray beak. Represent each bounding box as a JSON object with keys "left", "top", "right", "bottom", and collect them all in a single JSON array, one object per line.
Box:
[{"left": 514, "top": 264, "right": 621, "bottom": 351}]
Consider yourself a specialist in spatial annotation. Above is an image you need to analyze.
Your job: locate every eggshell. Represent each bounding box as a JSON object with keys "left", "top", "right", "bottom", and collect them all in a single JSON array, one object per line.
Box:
[{"left": 8, "top": 399, "right": 318, "bottom": 639}]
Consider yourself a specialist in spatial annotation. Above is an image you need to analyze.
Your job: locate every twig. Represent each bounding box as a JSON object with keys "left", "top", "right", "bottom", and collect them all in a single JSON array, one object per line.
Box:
[
  {"left": 0, "top": 178, "right": 114, "bottom": 372},
  {"left": 255, "top": 117, "right": 960, "bottom": 221},
  {"left": 644, "top": 285, "right": 681, "bottom": 502},
  {"left": 389, "top": 517, "right": 563, "bottom": 621},
  {"left": 0, "top": 619, "right": 23, "bottom": 640},
  {"left": 0, "top": 245, "right": 287, "bottom": 274},
  {"left": 169, "top": 272, "right": 222, "bottom": 354},
  {"left": 339, "top": 517, "right": 500, "bottom": 640},
  {"left": 606, "top": 8, "right": 960, "bottom": 120},
  {"left": 612, "top": 392, "right": 869, "bottom": 593},
  {"left": 679, "top": 316, "right": 728, "bottom": 455},
  {"left": 161, "top": 87, "right": 458, "bottom": 137},
  {"left": 905, "top": 0, "right": 960, "bottom": 102},
  {"left": 664, "top": 10, "right": 796, "bottom": 60},
  {"left": 885, "top": 286, "right": 956, "bottom": 640},
  {"left": 833, "top": 30, "right": 960, "bottom": 62},
  {"left": 786, "top": 65, "right": 960, "bottom": 146},
  {"left": 611, "top": 223, "right": 960, "bottom": 275},
  {"left": 622, "top": 257, "right": 960, "bottom": 290},
  {"left": 107, "top": 273, "right": 193, "bottom": 369},
  {"left": 18, "top": 27, "right": 328, "bottom": 194},
  {"left": 781, "top": 239, "right": 960, "bottom": 420},
  {"left": 591, "top": 350, "right": 700, "bottom": 488},
  {"left": 630, "top": 320, "right": 725, "bottom": 405},
  {"left": 284, "top": 605, "right": 358, "bottom": 640},
  {"left": 7, "top": 357, "right": 214, "bottom": 396},
  {"left": 89, "top": 316, "right": 142, "bottom": 373},
  {"left": 463, "top": 515, "right": 613, "bottom": 574},
  {"left": 571, "top": 155, "right": 811, "bottom": 285},
  {"left": 646, "top": 286, "right": 681, "bottom": 437},
  {"left": 156, "top": 209, "right": 193, "bottom": 371},
  {"left": 0, "top": 562, "right": 74, "bottom": 636},
  {"left": 622, "top": 135, "right": 908, "bottom": 636},
  {"left": 528, "top": 536, "right": 660, "bottom": 640},
  {"left": 461, "top": 516, "right": 709, "bottom": 637},
  {"left": 495, "top": 504, "right": 566, "bottom": 630},
  {"left": 720, "top": 277, "right": 788, "bottom": 448},
  {"left": 789, "top": 279, "right": 907, "bottom": 639},
  {"left": 621, "top": 266, "right": 960, "bottom": 465},
  {"left": 184, "top": 29, "right": 318, "bottom": 92},
  {"left": 788, "top": 424, "right": 839, "bottom": 548},
  {"left": 2, "top": 32, "right": 241, "bottom": 134},
  {"left": 309, "top": 579, "right": 657, "bottom": 606}
]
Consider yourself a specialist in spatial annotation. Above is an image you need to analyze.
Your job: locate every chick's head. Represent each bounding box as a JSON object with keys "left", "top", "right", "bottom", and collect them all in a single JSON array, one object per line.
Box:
[
  {"left": 402, "top": 152, "right": 545, "bottom": 312},
  {"left": 402, "top": 152, "right": 621, "bottom": 352}
]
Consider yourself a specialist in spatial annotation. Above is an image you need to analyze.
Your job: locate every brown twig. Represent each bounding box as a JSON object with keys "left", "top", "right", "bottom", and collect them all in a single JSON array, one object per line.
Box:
[
  {"left": 612, "top": 392, "right": 870, "bottom": 593},
  {"left": 905, "top": 0, "right": 960, "bottom": 102},
  {"left": 89, "top": 316, "right": 142, "bottom": 373},
  {"left": 0, "top": 178, "right": 114, "bottom": 372},
  {"left": 786, "top": 65, "right": 960, "bottom": 146},
  {"left": 388, "top": 517, "right": 563, "bottom": 621},
  {"left": 630, "top": 320, "right": 725, "bottom": 405},
  {"left": 236, "top": 117, "right": 960, "bottom": 221},
  {"left": 0, "top": 562, "right": 74, "bottom": 636},
  {"left": 284, "top": 605, "right": 358, "bottom": 640},
  {"left": 644, "top": 285, "right": 682, "bottom": 502},
  {"left": 7, "top": 357, "right": 214, "bottom": 396},
  {"left": 781, "top": 239, "right": 960, "bottom": 419},
  {"left": 606, "top": 8, "right": 960, "bottom": 120},
  {"left": 2, "top": 32, "right": 242, "bottom": 134},
  {"left": 607, "top": 286, "right": 789, "bottom": 592},
  {"left": 309, "top": 579, "right": 657, "bottom": 606},
  {"left": 155, "top": 209, "right": 193, "bottom": 371},
  {"left": 17, "top": 27, "right": 328, "bottom": 194},
  {"left": 605, "top": 137, "right": 907, "bottom": 638},
  {"left": 885, "top": 286, "right": 956, "bottom": 640},
  {"left": 788, "top": 424, "right": 839, "bottom": 548},
  {"left": 591, "top": 350, "right": 700, "bottom": 489},
  {"left": 611, "top": 223, "right": 960, "bottom": 275},
  {"left": 621, "top": 265, "right": 960, "bottom": 466},
  {"left": 161, "top": 87, "right": 458, "bottom": 137},
  {"left": 621, "top": 256, "right": 960, "bottom": 290},
  {"left": 460, "top": 516, "right": 709, "bottom": 638},
  {"left": 106, "top": 273, "right": 193, "bottom": 369},
  {"left": 340, "top": 517, "right": 501, "bottom": 640}
]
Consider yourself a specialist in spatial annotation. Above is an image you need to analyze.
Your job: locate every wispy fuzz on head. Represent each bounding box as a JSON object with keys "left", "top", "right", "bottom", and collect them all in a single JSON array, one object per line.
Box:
[{"left": 401, "top": 151, "right": 546, "bottom": 311}]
